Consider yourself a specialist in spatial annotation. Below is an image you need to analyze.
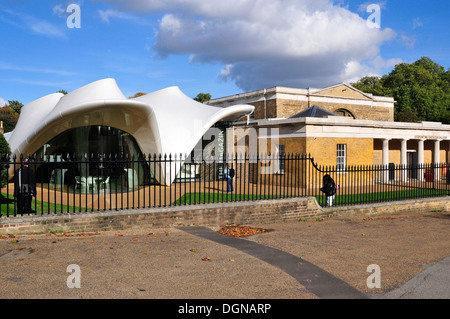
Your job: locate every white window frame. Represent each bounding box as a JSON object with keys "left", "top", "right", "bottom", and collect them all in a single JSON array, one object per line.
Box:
[{"left": 336, "top": 144, "right": 347, "bottom": 173}]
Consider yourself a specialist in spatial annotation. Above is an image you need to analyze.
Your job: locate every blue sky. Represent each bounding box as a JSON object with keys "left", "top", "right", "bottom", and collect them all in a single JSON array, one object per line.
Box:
[{"left": 0, "top": 0, "right": 448, "bottom": 106}]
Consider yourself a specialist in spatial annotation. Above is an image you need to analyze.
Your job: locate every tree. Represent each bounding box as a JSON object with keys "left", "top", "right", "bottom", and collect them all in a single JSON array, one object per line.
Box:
[
  {"left": 352, "top": 57, "right": 450, "bottom": 123},
  {"left": 194, "top": 93, "right": 212, "bottom": 103},
  {"left": 8, "top": 100, "right": 24, "bottom": 115},
  {"left": 351, "top": 76, "right": 389, "bottom": 97},
  {"left": 0, "top": 106, "right": 19, "bottom": 132},
  {"left": 129, "top": 92, "right": 146, "bottom": 99},
  {"left": 57, "top": 89, "right": 68, "bottom": 95},
  {"left": 0, "top": 133, "right": 11, "bottom": 188}
]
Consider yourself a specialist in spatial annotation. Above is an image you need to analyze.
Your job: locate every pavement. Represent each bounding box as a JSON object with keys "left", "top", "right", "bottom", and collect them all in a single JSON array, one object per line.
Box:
[
  {"left": 0, "top": 210, "right": 449, "bottom": 302},
  {"left": 372, "top": 256, "right": 450, "bottom": 299}
]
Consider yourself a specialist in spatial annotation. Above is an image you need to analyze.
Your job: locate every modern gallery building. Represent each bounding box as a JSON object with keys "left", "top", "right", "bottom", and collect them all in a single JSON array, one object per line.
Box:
[{"left": 4, "top": 78, "right": 254, "bottom": 186}]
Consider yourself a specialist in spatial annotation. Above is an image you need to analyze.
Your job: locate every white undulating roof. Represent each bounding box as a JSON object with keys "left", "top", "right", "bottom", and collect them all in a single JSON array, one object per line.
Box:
[{"left": 5, "top": 78, "right": 254, "bottom": 185}]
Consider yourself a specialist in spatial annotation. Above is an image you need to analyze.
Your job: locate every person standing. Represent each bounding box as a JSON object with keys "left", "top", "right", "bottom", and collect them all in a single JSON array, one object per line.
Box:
[
  {"left": 320, "top": 174, "right": 336, "bottom": 207},
  {"left": 224, "top": 164, "right": 234, "bottom": 193},
  {"left": 14, "top": 157, "right": 36, "bottom": 215}
]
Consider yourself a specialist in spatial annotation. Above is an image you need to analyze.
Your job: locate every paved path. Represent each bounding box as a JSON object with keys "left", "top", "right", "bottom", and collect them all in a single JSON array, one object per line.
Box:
[
  {"left": 181, "top": 226, "right": 450, "bottom": 299},
  {"left": 373, "top": 256, "right": 450, "bottom": 299},
  {"left": 180, "top": 226, "right": 369, "bottom": 299}
]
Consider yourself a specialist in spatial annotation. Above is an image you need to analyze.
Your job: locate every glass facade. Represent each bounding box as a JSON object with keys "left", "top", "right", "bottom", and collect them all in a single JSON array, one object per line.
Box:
[{"left": 33, "top": 125, "right": 152, "bottom": 191}]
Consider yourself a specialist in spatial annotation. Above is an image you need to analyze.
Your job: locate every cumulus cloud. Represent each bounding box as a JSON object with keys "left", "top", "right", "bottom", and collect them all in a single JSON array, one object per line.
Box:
[
  {"left": 99, "top": 0, "right": 398, "bottom": 90},
  {"left": 0, "top": 98, "right": 7, "bottom": 107}
]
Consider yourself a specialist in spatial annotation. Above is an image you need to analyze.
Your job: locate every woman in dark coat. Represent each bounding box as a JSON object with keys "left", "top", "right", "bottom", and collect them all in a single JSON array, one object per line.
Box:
[
  {"left": 320, "top": 174, "right": 336, "bottom": 207},
  {"left": 14, "top": 158, "right": 36, "bottom": 214}
]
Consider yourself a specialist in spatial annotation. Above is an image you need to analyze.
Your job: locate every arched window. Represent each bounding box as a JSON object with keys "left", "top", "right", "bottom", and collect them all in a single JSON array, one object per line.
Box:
[{"left": 334, "top": 108, "right": 355, "bottom": 119}]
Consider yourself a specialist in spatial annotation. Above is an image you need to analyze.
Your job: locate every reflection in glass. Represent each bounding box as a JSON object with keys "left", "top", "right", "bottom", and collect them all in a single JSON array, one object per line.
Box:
[{"left": 33, "top": 125, "right": 154, "bottom": 192}]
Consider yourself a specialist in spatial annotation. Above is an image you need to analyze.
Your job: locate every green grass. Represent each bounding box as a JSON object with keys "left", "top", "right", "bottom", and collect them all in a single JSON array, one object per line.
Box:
[
  {"left": 315, "top": 188, "right": 450, "bottom": 207},
  {"left": 172, "top": 192, "right": 292, "bottom": 205},
  {"left": 1, "top": 193, "right": 84, "bottom": 216},
  {"left": 173, "top": 188, "right": 450, "bottom": 207},
  {"left": 3, "top": 187, "right": 449, "bottom": 215}
]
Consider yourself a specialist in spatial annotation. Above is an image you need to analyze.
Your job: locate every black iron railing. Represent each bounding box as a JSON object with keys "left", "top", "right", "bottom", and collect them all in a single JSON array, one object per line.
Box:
[{"left": 0, "top": 153, "right": 449, "bottom": 216}]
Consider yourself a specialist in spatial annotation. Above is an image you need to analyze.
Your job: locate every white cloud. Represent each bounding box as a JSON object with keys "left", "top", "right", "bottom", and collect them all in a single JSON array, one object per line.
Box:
[
  {"left": 357, "top": 1, "right": 387, "bottom": 13},
  {"left": 0, "top": 98, "right": 7, "bottom": 107},
  {"left": 412, "top": 18, "right": 423, "bottom": 29},
  {"left": 399, "top": 34, "right": 416, "bottom": 48},
  {"left": 99, "top": 9, "right": 138, "bottom": 23},
  {"left": 29, "top": 20, "right": 66, "bottom": 38},
  {"left": 99, "top": 0, "right": 398, "bottom": 90},
  {"left": 0, "top": 62, "right": 77, "bottom": 77},
  {"left": 2, "top": 8, "right": 66, "bottom": 38}
]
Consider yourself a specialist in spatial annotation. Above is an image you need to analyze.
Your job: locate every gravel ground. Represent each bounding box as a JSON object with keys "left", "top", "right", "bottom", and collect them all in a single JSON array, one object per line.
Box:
[{"left": 0, "top": 210, "right": 449, "bottom": 299}]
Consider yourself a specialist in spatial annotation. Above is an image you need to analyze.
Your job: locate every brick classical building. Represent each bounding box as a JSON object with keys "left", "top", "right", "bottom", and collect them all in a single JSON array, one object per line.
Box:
[
  {"left": 208, "top": 83, "right": 395, "bottom": 122},
  {"left": 207, "top": 83, "right": 450, "bottom": 181}
]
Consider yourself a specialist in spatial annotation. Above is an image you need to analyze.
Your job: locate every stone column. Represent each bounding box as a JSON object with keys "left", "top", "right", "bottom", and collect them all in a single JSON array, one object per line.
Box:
[
  {"left": 382, "top": 139, "right": 390, "bottom": 182},
  {"left": 434, "top": 139, "right": 441, "bottom": 181},
  {"left": 401, "top": 139, "right": 408, "bottom": 182},
  {"left": 417, "top": 139, "right": 425, "bottom": 181}
]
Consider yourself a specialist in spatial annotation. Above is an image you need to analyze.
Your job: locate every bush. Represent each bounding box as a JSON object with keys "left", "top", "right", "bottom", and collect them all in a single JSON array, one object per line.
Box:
[{"left": 0, "top": 133, "right": 11, "bottom": 188}]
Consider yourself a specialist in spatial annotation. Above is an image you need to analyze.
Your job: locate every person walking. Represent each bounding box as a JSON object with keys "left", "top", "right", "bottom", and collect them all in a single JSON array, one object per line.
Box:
[
  {"left": 224, "top": 164, "right": 234, "bottom": 193},
  {"left": 14, "top": 157, "right": 36, "bottom": 214}
]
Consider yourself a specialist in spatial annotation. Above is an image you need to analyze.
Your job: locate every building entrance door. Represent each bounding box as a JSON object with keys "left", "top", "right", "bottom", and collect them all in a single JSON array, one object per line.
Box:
[{"left": 407, "top": 151, "right": 418, "bottom": 179}]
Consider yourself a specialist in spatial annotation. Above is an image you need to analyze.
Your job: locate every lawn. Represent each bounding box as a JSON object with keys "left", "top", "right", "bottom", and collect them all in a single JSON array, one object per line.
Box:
[
  {"left": 173, "top": 188, "right": 450, "bottom": 207},
  {"left": 0, "top": 193, "right": 83, "bottom": 216},
  {"left": 2, "top": 187, "right": 449, "bottom": 215},
  {"left": 171, "top": 192, "right": 292, "bottom": 205},
  {"left": 315, "top": 188, "right": 450, "bottom": 207}
]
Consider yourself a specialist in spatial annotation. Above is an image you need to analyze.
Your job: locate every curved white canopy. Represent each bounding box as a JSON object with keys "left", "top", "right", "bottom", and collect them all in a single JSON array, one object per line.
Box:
[{"left": 5, "top": 78, "right": 254, "bottom": 185}]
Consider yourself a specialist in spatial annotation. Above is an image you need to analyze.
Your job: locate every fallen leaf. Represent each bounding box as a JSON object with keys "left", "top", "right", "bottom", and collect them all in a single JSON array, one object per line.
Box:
[
  {"left": 202, "top": 257, "right": 211, "bottom": 261},
  {"left": 218, "top": 226, "right": 274, "bottom": 237}
]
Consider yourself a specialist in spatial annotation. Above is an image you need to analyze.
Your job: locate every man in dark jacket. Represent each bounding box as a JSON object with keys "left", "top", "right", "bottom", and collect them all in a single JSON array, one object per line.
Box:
[
  {"left": 320, "top": 174, "right": 336, "bottom": 207},
  {"left": 14, "top": 158, "right": 36, "bottom": 215}
]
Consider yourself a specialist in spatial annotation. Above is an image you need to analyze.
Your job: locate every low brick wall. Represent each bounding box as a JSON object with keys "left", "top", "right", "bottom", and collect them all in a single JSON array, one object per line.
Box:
[
  {"left": 1, "top": 196, "right": 449, "bottom": 235},
  {"left": 325, "top": 196, "right": 450, "bottom": 218},
  {"left": 0, "top": 197, "right": 321, "bottom": 235}
]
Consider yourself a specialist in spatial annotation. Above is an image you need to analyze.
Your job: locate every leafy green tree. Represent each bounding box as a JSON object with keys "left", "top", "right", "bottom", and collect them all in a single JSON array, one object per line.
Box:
[
  {"left": 0, "top": 106, "right": 19, "bottom": 132},
  {"left": 8, "top": 100, "right": 24, "bottom": 115},
  {"left": 57, "top": 89, "right": 68, "bottom": 95},
  {"left": 194, "top": 93, "right": 212, "bottom": 103},
  {"left": 0, "top": 133, "right": 11, "bottom": 188},
  {"left": 351, "top": 76, "right": 389, "bottom": 97},
  {"left": 352, "top": 57, "right": 450, "bottom": 123}
]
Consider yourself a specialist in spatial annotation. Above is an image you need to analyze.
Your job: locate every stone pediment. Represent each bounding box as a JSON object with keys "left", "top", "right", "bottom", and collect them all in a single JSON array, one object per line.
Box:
[{"left": 311, "top": 83, "right": 374, "bottom": 100}]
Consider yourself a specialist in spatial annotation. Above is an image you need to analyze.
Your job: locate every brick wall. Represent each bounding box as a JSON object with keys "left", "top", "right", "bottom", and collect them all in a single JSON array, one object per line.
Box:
[
  {"left": 1, "top": 196, "right": 448, "bottom": 235},
  {"left": 0, "top": 198, "right": 323, "bottom": 235}
]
